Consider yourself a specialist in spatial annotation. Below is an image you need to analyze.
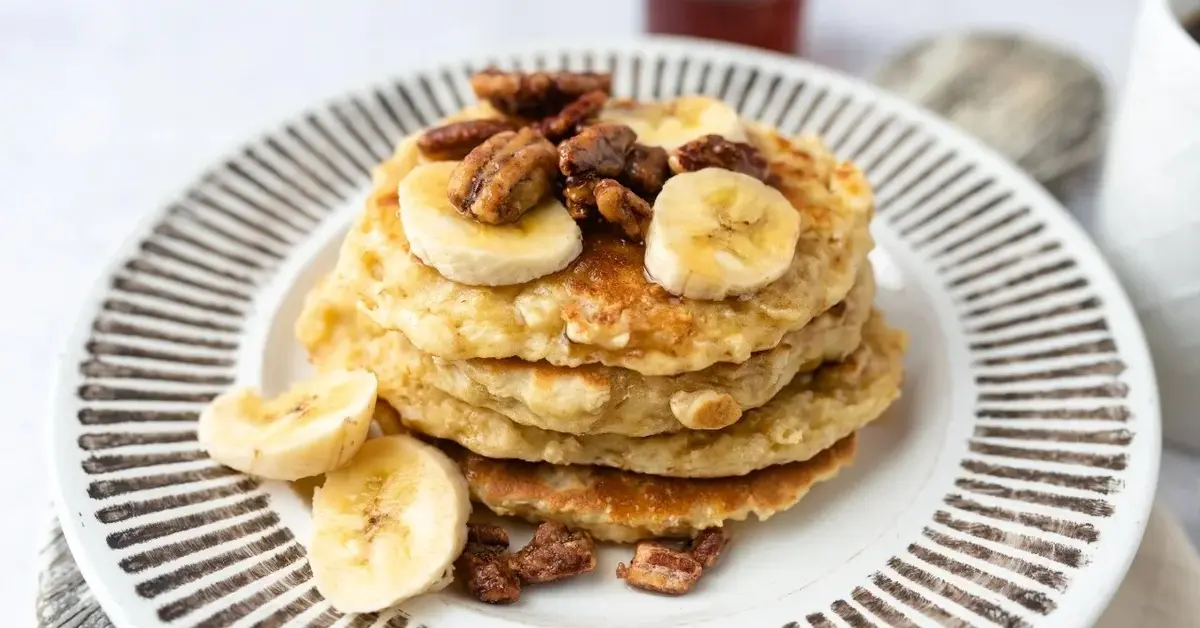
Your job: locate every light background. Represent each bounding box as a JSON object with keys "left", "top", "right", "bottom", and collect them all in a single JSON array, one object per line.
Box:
[{"left": 5, "top": 0, "right": 1198, "bottom": 619}]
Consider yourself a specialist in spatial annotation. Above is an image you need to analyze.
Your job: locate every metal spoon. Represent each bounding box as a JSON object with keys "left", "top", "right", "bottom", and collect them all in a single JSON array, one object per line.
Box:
[{"left": 873, "top": 32, "right": 1106, "bottom": 194}]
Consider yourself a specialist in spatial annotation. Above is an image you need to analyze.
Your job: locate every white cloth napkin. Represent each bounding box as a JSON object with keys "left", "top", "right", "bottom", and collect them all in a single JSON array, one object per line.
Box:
[{"left": 1096, "top": 502, "right": 1200, "bottom": 627}]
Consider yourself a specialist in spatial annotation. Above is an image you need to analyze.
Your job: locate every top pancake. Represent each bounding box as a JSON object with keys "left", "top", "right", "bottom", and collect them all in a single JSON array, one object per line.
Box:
[{"left": 332, "top": 112, "right": 875, "bottom": 376}]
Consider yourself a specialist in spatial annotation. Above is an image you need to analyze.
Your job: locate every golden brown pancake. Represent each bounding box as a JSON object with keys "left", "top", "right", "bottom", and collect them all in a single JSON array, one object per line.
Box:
[
  {"left": 327, "top": 109, "right": 875, "bottom": 376},
  {"left": 449, "top": 435, "right": 856, "bottom": 543},
  {"left": 297, "top": 266, "right": 875, "bottom": 436}
]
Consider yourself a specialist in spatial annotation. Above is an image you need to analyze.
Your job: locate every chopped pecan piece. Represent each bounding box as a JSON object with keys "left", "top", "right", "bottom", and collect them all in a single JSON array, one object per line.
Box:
[
  {"left": 509, "top": 522, "right": 597, "bottom": 583},
  {"left": 594, "top": 179, "right": 653, "bottom": 242},
  {"left": 669, "top": 134, "right": 772, "bottom": 182},
  {"left": 530, "top": 521, "right": 573, "bottom": 545},
  {"left": 622, "top": 143, "right": 670, "bottom": 198},
  {"left": 467, "top": 523, "right": 510, "bottom": 551},
  {"left": 558, "top": 123, "right": 637, "bottom": 178},
  {"left": 616, "top": 542, "right": 703, "bottom": 595},
  {"left": 562, "top": 176, "right": 599, "bottom": 220},
  {"left": 535, "top": 90, "right": 608, "bottom": 141},
  {"left": 448, "top": 128, "right": 558, "bottom": 225},
  {"left": 416, "top": 119, "right": 516, "bottom": 161},
  {"left": 688, "top": 528, "right": 729, "bottom": 569},
  {"left": 470, "top": 69, "right": 612, "bottom": 117},
  {"left": 457, "top": 548, "right": 521, "bottom": 604}
]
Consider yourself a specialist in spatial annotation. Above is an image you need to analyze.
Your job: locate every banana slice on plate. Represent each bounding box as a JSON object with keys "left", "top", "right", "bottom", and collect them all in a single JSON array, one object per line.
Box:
[
  {"left": 310, "top": 434, "right": 471, "bottom": 613},
  {"left": 645, "top": 168, "right": 802, "bottom": 300},
  {"left": 398, "top": 161, "right": 583, "bottom": 286},
  {"left": 197, "top": 369, "right": 377, "bottom": 481},
  {"left": 596, "top": 95, "right": 747, "bottom": 149}
]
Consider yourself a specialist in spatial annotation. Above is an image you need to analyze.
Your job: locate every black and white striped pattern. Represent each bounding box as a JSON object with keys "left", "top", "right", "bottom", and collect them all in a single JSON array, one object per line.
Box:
[{"left": 48, "top": 43, "right": 1154, "bottom": 627}]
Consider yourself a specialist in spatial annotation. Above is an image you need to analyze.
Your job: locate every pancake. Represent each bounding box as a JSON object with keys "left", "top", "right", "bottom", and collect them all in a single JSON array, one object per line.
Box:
[
  {"left": 362, "top": 314, "right": 905, "bottom": 478},
  {"left": 370, "top": 402, "right": 857, "bottom": 543},
  {"left": 297, "top": 266, "right": 875, "bottom": 436},
  {"left": 331, "top": 114, "right": 875, "bottom": 376},
  {"left": 449, "top": 435, "right": 855, "bottom": 543}
]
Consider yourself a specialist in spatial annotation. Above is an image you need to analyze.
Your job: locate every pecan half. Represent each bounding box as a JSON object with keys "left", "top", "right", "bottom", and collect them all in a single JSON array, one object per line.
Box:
[
  {"left": 535, "top": 90, "right": 608, "bottom": 142},
  {"left": 616, "top": 542, "right": 704, "bottom": 595},
  {"left": 669, "top": 134, "right": 771, "bottom": 182},
  {"left": 622, "top": 143, "right": 670, "bottom": 198},
  {"left": 558, "top": 123, "right": 637, "bottom": 178},
  {"left": 509, "top": 522, "right": 597, "bottom": 583},
  {"left": 594, "top": 179, "right": 653, "bottom": 242},
  {"left": 457, "top": 548, "right": 521, "bottom": 604},
  {"left": 467, "top": 523, "right": 511, "bottom": 552},
  {"left": 470, "top": 69, "right": 612, "bottom": 117},
  {"left": 688, "top": 528, "right": 728, "bottom": 569},
  {"left": 562, "top": 176, "right": 599, "bottom": 220},
  {"left": 448, "top": 128, "right": 558, "bottom": 225},
  {"left": 417, "top": 119, "right": 516, "bottom": 161}
]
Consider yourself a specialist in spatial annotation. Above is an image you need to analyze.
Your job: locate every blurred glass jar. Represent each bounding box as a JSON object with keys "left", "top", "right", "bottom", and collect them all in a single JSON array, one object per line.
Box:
[{"left": 645, "top": 0, "right": 805, "bottom": 54}]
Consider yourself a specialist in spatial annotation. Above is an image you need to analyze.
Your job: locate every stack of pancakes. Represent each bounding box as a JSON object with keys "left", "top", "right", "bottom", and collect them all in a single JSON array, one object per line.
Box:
[{"left": 296, "top": 114, "right": 907, "bottom": 543}]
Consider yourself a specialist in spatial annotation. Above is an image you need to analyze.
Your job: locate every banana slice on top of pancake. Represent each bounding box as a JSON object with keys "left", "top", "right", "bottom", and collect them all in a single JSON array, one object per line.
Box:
[
  {"left": 645, "top": 168, "right": 802, "bottom": 300},
  {"left": 596, "top": 95, "right": 747, "bottom": 149},
  {"left": 398, "top": 161, "right": 583, "bottom": 287}
]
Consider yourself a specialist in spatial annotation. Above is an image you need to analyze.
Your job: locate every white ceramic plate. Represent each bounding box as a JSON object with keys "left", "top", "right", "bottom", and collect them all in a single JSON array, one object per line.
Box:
[{"left": 49, "top": 38, "right": 1160, "bottom": 628}]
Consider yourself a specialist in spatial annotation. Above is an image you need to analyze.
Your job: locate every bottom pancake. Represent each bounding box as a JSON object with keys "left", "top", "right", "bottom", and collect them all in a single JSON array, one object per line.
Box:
[
  {"left": 449, "top": 435, "right": 856, "bottom": 543},
  {"left": 373, "top": 401, "right": 857, "bottom": 543}
]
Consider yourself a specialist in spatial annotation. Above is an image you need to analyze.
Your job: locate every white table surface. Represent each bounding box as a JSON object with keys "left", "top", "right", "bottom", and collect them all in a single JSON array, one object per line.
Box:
[{"left": 6, "top": 0, "right": 1199, "bottom": 620}]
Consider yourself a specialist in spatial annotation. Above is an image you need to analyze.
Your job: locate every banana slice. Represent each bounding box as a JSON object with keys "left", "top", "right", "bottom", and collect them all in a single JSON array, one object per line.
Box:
[
  {"left": 197, "top": 370, "right": 377, "bottom": 481},
  {"left": 645, "top": 168, "right": 801, "bottom": 300},
  {"left": 596, "top": 96, "right": 747, "bottom": 149},
  {"left": 398, "top": 161, "right": 583, "bottom": 286},
  {"left": 310, "top": 435, "right": 471, "bottom": 613}
]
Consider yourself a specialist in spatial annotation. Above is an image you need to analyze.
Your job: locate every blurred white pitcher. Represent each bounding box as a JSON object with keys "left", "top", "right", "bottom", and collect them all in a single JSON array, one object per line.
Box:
[{"left": 1097, "top": 0, "right": 1200, "bottom": 451}]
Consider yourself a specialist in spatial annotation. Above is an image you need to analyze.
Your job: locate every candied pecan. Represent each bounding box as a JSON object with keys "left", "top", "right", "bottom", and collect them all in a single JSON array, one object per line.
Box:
[
  {"left": 470, "top": 69, "right": 612, "bottom": 117},
  {"left": 535, "top": 90, "right": 608, "bottom": 141},
  {"left": 509, "top": 522, "right": 597, "bottom": 583},
  {"left": 688, "top": 528, "right": 729, "bottom": 569},
  {"left": 594, "top": 179, "right": 653, "bottom": 242},
  {"left": 558, "top": 123, "right": 637, "bottom": 178},
  {"left": 616, "top": 542, "right": 703, "bottom": 595},
  {"left": 510, "top": 539, "right": 596, "bottom": 583},
  {"left": 467, "top": 523, "right": 510, "bottom": 551},
  {"left": 562, "top": 176, "right": 599, "bottom": 220},
  {"left": 416, "top": 119, "right": 516, "bottom": 161},
  {"left": 669, "top": 134, "right": 772, "bottom": 182},
  {"left": 622, "top": 143, "right": 670, "bottom": 197},
  {"left": 448, "top": 128, "right": 558, "bottom": 225},
  {"left": 457, "top": 548, "right": 521, "bottom": 604},
  {"left": 565, "top": 201, "right": 592, "bottom": 221},
  {"left": 530, "top": 521, "right": 573, "bottom": 545}
]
